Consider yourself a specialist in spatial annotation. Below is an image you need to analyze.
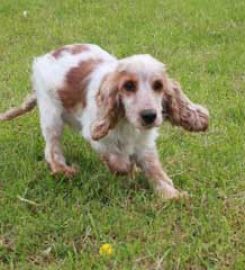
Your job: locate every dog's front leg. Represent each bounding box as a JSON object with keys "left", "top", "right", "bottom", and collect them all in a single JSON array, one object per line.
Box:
[
  {"left": 136, "top": 148, "right": 185, "bottom": 199},
  {"left": 102, "top": 153, "right": 133, "bottom": 175}
]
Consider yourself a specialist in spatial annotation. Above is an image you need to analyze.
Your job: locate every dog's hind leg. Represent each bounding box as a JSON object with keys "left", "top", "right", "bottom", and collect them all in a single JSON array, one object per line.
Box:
[{"left": 38, "top": 96, "right": 77, "bottom": 177}]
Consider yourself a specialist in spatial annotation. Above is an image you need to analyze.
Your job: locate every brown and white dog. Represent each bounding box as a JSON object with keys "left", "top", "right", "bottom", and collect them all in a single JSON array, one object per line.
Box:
[{"left": 0, "top": 44, "right": 209, "bottom": 199}]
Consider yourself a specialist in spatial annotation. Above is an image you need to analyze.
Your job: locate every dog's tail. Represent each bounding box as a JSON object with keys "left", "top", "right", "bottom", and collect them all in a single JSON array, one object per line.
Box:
[{"left": 0, "top": 93, "right": 37, "bottom": 121}]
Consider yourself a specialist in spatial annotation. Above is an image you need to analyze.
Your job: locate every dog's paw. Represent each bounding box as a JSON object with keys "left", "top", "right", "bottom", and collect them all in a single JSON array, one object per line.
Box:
[
  {"left": 155, "top": 181, "right": 188, "bottom": 200},
  {"left": 62, "top": 165, "right": 78, "bottom": 177},
  {"left": 51, "top": 164, "right": 78, "bottom": 178}
]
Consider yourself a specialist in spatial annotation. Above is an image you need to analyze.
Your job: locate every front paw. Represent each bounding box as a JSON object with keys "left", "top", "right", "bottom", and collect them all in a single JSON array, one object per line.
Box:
[{"left": 155, "top": 181, "right": 188, "bottom": 200}]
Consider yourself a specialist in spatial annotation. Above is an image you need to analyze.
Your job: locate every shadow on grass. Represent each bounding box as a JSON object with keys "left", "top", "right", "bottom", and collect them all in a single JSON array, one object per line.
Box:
[{"left": 25, "top": 148, "right": 151, "bottom": 208}]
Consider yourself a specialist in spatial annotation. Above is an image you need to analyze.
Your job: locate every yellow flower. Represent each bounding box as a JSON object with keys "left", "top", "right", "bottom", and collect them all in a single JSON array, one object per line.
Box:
[{"left": 99, "top": 243, "right": 113, "bottom": 256}]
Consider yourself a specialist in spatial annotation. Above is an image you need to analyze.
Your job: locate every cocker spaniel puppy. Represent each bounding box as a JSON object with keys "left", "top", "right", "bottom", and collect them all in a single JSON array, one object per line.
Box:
[{"left": 0, "top": 44, "right": 209, "bottom": 199}]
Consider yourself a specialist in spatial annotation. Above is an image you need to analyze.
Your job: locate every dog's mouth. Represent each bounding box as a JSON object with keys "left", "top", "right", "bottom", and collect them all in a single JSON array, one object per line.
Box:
[
  {"left": 140, "top": 121, "right": 161, "bottom": 130},
  {"left": 142, "top": 123, "right": 154, "bottom": 129}
]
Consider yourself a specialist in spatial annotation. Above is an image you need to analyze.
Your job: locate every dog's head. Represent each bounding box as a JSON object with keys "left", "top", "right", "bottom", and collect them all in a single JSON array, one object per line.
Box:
[{"left": 91, "top": 54, "right": 209, "bottom": 140}]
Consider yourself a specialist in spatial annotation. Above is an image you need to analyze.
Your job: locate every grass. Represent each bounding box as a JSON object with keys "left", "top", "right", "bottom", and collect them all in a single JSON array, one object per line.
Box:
[{"left": 0, "top": 0, "right": 245, "bottom": 269}]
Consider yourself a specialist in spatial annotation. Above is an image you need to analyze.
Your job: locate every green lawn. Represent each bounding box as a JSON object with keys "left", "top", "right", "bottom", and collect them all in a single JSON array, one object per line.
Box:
[{"left": 0, "top": 0, "right": 245, "bottom": 269}]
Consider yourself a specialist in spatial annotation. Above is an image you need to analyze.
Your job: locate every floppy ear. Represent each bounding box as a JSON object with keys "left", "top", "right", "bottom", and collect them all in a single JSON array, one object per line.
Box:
[
  {"left": 91, "top": 73, "right": 123, "bottom": 140},
  {"left": 162, "top": 77, "right": 209, "bottom": 132}
]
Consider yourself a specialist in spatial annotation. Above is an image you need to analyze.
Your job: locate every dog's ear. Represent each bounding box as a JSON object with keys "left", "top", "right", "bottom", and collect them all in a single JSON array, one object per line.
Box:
[
  {"left": 162, "top": 76, "right": 209, "bottom": 132},
  {"left": 91, "top": 73, "right": 123, "bottom": 140}
]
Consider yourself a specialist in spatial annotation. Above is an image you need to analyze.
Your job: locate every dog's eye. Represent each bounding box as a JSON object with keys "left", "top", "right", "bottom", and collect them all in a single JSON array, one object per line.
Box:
[
  {"left": 123, "top": 81, "right": 136, "bottom": 92},
  {"left": 152, "top": 80, "right": 163, "bottom": 92}
]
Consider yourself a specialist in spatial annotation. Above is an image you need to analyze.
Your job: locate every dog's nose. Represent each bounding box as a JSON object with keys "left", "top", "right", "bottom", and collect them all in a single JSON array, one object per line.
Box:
[{"left": 140, "top": 109, "right": 157, "bottom": 125}]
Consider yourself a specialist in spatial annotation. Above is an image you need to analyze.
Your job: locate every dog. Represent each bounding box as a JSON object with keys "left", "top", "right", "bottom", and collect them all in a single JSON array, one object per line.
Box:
[{"left": 0, "top": 44, "right": 209, "bottom": 199}]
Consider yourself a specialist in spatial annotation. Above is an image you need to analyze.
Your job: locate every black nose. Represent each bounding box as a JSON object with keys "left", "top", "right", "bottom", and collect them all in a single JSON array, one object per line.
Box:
[{"left": 140, "top": 109, "right": 157, "bottom": 125}]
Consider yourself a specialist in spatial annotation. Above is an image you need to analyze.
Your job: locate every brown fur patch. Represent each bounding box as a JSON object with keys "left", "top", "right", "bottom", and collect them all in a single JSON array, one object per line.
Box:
[
  {"left": 117, "top": 72, "right": 138, "bottom": 92},
  {"left": 69, "top": 44, "right": 89, "bottom": 55},
  {"left": 58, "top": 59, "right": 102, "bottom": 110},
  {"left": 52, "top": 47, "right": 69, "bottom": 59},
  {"left": 52, "top": 44, "right": 89, "bottom": 59}
]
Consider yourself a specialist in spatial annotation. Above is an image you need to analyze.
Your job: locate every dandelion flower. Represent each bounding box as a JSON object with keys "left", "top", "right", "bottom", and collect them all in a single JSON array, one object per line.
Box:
[{"left": 99, "top": 243, "right": 113, "bottom": 256}]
